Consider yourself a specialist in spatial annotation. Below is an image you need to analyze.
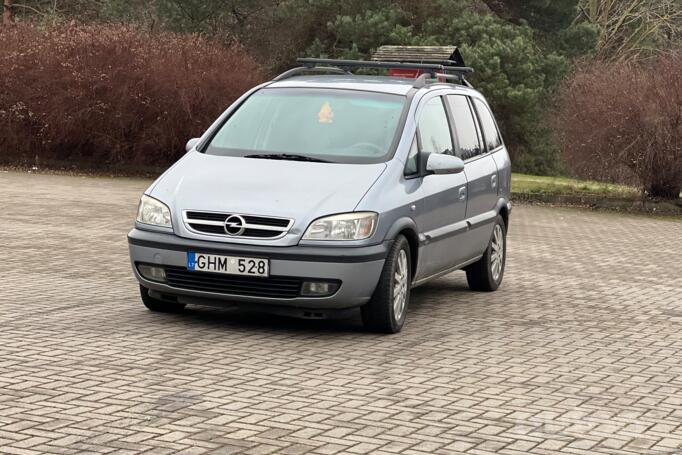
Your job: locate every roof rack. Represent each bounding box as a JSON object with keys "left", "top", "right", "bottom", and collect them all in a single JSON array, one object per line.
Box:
[
  {"left": 273, "top": 57, "right": 473, "bottom": 88},
  {"left": 298, "top": 57, "right": 473, "bottom": 77}
]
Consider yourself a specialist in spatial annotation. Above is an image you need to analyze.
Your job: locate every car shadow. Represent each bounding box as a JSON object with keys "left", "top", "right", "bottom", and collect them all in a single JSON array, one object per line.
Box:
[
  {"left": 155, "top": 272, "right": 474, "bottom": 334},
  {"left": 409, "top": 274, "right": 472, "bottom": 306},
  {"left": 175, "top": 304, "right": 365, "bottom": 334}
]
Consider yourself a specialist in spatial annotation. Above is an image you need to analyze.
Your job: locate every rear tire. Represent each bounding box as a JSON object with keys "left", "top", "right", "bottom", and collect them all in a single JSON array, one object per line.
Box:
[
  {"left": 139, "top": 285, "right": 186, "bottom": 313},
  {"left": 466, "top": 215, "right": 506, "bottom": 292},
  {"left": 361, "top": 235, "right": 411, "bottom": 334}
]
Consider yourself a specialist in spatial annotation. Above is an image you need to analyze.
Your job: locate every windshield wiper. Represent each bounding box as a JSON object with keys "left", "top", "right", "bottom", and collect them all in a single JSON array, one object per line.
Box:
[{"left": 244, "top": 153, "right": 331, "bottom": 163}]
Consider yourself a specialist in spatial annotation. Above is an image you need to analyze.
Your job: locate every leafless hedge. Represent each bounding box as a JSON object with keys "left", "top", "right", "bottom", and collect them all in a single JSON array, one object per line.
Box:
[
  {"left": 0, "top": 25, "right": 264, "bottom": 169},
  {"left": 556, "top": 54, "right": 682, "bottom": 199}
]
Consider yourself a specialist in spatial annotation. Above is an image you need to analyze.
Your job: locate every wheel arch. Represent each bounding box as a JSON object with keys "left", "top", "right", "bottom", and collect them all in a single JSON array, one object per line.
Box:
[
  {"left": 385, "top": 217, "right": 420, "bottom": 278},
  {"left": 496, "top": 198, "right": 511, "bottom": 231}
]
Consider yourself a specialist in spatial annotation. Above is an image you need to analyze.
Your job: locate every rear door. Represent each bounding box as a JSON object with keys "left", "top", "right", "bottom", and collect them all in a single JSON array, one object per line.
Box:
[{"left": 445, "top": 94, "right": 500, "bottom": 261}]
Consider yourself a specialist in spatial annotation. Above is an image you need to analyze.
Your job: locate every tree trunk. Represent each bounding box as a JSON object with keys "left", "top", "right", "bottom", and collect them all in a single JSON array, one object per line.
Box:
[{"left": 3, "top": 0, "right": 15, "bottom": 26}]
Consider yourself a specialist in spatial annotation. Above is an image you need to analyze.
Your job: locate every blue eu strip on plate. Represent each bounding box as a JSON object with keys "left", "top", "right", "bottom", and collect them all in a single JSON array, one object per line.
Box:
[{"left": 187, "top": 252, "right": 196, "bottom": 271}]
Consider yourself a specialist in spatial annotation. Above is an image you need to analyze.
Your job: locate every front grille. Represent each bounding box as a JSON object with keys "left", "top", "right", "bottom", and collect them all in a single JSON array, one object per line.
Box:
[
  {"left": 184, "top": 211, "right": 292, "bottom": 239},
  {"left": 165, "top": 266, "right": 302, "bottom": 299}
]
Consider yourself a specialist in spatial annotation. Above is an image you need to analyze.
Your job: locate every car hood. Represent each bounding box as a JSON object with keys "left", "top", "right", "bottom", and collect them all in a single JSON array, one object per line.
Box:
[{"left": 149, "top": 151, "right": 387, "bottom": 243}]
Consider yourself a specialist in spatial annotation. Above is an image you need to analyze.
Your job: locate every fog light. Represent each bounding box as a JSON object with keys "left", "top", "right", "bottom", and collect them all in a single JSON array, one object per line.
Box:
[
  {"left": 301, "top": 281, "right": 340, "bottom": 297},
  {"left": 137, "top": 264, "right": 166, "bottom": 282}
]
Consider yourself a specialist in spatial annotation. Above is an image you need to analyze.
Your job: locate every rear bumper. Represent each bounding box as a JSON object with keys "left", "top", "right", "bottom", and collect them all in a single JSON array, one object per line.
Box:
[{"left": 128, "top": 229, "right": 389, "bottom": 310}]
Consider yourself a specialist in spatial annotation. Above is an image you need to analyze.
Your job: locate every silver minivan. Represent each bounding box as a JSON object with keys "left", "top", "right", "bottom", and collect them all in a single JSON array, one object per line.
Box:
[{"left": 128, "top": 57, "right": 511, "bottom": 333}]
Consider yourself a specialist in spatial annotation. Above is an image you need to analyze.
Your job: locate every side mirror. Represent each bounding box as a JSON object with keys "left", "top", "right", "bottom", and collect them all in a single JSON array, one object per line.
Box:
[
  {"left": 186, "top": 138, "right": 201, "bottom": 152},
  {"left": 425, "top": 154, "right": 465, "bottom": 175}
]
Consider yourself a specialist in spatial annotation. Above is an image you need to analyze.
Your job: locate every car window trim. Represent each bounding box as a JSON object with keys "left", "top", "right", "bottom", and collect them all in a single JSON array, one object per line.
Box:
[
  {"left": 466, "top": 96, "right": 485, "bottom": 158},
  {"left": 441, "top": 94, "right": 462, "bottom": 158},
  {"left": 470, "top": 97, "right": 489, "bottom": 154},
  {"left": 463, "top": 144, "right": 505, "bottom": 165},
  {"left": 389, "top": 89, "right": 417, "bottom": 163},
  {"left": 437, "top": 95, "right": 457, "bottom": 157}
]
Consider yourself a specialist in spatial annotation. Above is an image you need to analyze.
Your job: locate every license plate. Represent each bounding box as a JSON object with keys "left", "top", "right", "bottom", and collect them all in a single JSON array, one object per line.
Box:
[{"left": 187, "top": 252, "right": 269, "bottom": 277}]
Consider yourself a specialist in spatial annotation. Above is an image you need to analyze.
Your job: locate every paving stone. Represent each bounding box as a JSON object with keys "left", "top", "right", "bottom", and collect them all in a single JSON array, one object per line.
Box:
[{"left": 0, "top": 170, "right": 681, "bottom": 454}]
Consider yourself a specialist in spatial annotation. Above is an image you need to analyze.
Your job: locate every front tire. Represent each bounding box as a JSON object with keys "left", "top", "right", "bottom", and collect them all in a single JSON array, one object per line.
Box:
[
  {"left": 361, "top": 235, "right": 411, "bottom": 334},
  {"left": 139, "top": 285, "right": 186, "bottom": 313},
  {"left": 465, "top": 215, "right": 507, "bottom": 292}
]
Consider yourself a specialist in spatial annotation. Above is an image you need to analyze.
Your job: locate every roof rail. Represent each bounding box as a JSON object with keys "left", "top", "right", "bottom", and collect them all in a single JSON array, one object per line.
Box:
[
  {"left": 412, "top": 72, "right": 473, "bottom": 89},
  {"left": 434, "top": 72, "right": 474, "bottom": 88},
  {"left": 272, "top": 65, "right": 350, "bottom": 82},
  {"left": 292, "top": 57, "right": 473, "bottom": 88}
]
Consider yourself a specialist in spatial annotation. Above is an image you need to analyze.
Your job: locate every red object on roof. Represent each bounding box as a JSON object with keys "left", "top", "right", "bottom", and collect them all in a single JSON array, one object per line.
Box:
[
  {"left": 388, "top": 68, "right": 447, "bottom": 82},
  {"left": 388, "top": 68, "right": 424, "bottom": 79}
]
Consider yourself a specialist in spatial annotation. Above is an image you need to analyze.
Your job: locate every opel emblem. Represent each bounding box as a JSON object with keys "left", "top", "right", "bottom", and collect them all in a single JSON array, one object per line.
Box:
[{"left": 224, "top": 214, "right": 246, "bottom": 236}]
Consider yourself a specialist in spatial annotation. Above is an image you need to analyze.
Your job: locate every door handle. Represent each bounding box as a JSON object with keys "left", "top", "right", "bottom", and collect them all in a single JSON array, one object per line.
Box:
[
  {"left": 491, "top": 174, "right": 498, "bottom": 189},
  {"left": 458, "top": 187, "right": 467, "bottom": 200}
]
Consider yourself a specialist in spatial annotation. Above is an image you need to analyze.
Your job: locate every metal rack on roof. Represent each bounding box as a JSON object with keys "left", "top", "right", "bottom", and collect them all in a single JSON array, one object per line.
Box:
[
  {"left": 273, "top": 46, "right": 474, "bottom": 88},
  {"left": 371, "top": 45, "right": 474, "bottom": 87}
]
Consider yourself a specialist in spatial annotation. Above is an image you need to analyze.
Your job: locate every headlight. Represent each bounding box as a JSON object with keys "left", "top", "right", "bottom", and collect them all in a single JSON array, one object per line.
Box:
[
  {"left": 136, "top": 195, "right": 172, "bottom": 228},
  {"left": 303, "top": 212, "right": 377, "bottom": 241}
]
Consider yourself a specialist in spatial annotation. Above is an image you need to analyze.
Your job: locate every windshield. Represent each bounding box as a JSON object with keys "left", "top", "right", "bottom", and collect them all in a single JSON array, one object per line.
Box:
[{"left": 204, "top": 88, "right": 407, "bottom": 164}]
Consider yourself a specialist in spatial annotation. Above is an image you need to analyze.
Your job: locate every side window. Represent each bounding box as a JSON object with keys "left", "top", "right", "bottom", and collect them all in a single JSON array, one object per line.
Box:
[
  {"left": 473, "top": 98, "right": 503, "bottom": 150},
  {"left": 418, "top": 97, "right": 454, "bottom": 156},
  {"left": 404, "top": 136, "right": 419, "bottom": 176},
  {"left": 446, "top": 95, "right": 483, "bottom": 160}
]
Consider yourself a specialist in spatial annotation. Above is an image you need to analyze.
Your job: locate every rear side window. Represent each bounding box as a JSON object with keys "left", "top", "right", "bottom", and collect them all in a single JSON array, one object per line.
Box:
[
  {"left": 418, "top": 97, "right": 454, "bottom": 156},
  {"left": 446, "top": 95, "right": 483, "bottom": 160},
  {"left": 472, "top": 99, "right": 503, "bottom": 150}
]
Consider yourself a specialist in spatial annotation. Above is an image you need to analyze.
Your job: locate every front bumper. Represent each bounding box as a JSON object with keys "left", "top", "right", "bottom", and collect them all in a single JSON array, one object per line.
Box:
[{"left": 128, "top": 228, "right": 389, "bottom": 310}]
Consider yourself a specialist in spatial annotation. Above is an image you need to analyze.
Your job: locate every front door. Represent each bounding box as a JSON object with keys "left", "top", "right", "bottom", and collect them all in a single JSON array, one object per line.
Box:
[{"left": 413, "top": 95, "right": 469, "bottom": 281}]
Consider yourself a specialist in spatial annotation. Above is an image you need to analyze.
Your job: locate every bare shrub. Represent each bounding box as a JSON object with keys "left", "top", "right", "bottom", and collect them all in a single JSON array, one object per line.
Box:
[
  {"left": 0, "top": 24, "right": 265, "bottom": 169},
  {"left": 556, "top": 55, "right": 682, "bottom": 199}
]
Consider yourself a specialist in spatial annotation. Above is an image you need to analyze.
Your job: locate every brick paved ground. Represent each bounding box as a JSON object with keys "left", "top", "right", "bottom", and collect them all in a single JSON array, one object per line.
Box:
[{"left": 1, "top": 170, "right": 681, "bottom": 455}]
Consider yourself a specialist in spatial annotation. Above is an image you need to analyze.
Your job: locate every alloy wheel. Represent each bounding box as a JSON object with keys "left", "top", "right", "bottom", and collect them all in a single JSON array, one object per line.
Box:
[
  {"left": 490, "top": 224, "right": 504, "bottom": 281},
  {"left": 393, "top": 249, "right": 409, "bottom": 321}
]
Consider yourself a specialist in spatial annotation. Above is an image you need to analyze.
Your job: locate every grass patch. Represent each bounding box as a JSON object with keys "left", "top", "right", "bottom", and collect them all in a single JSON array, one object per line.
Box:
[
  {"left": 511, "top": 173, "right": 681, "bottom": 215},
  {"left": 511, "top": 174, "right": 640, "bottom": 199}
]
